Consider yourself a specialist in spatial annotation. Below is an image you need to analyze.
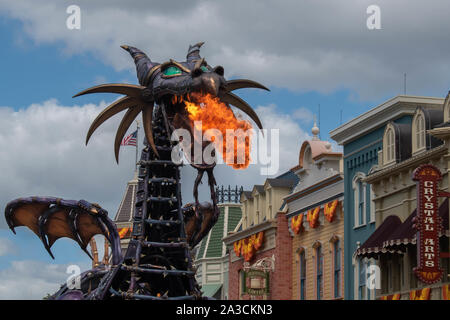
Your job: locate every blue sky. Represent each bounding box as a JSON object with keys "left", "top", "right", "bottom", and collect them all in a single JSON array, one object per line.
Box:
[{"left": 0, "top": 0, "right": 450, "bottom": 298}]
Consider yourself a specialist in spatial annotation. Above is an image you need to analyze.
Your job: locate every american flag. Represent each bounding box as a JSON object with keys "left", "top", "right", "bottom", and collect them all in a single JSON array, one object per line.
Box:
[{"left": 121, "top": 130, "right": 137, "bottom": 146}]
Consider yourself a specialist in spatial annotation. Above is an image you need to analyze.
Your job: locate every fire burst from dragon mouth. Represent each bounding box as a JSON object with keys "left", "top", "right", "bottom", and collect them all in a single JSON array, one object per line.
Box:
[{"left": 174, "top": 93, "right": 252, "bottom": 169}]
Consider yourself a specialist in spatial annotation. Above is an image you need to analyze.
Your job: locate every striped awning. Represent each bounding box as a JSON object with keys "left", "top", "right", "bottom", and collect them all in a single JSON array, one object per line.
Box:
[{"left": 357, "top": 198, "right": 449, "bottom": 258}]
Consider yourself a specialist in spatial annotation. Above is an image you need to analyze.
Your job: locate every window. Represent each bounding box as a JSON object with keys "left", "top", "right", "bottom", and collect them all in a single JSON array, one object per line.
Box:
[
  {"left": 358, "top": 259, "right": 367, "bottom": 300},
  {"left": 334, "top": 240, "right": 341, "bottom": 298},
  {"left": 299, "top": 250, "right": 306, "bottom": 300},
  {"left": 383, "top": 125, "right": 395, "bottom": 164},
  {"left": 415, "top": 114, "right": 425, "bottom": 151},
  {"left": 353, "top": 173, "right": 366, "bottom": 227},
  {"left": 316, "top": 245, "right": 323, "bottom": 300}
]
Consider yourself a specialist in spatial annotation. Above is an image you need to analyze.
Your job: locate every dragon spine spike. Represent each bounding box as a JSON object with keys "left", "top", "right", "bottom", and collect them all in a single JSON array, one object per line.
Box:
[
  {"left": 121, "top": 45, "right": 159, "bottom": 86},
  {"left": 186, "top": 42, "right": 205, "bottom": 61}
]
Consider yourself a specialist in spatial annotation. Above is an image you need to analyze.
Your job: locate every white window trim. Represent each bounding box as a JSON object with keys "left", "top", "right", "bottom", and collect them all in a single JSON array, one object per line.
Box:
[
  {"left": 369, "top": 185, "right": 376, "bottom": 223},
  {"left": 353, "top": 172, "right": 367, "bottom": 228},
  {"left": 412, "top": 110, "right": 426, "bottom": 155},
  {"left": 355, "top": 257, "right": 372, "bottom": 300},
  {"left": 383, "top": 124, "right": 396, "bottom": 166}
]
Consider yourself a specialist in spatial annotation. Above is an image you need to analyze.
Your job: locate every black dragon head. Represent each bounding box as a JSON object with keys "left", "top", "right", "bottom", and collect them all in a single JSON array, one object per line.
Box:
[{"left": 73, "top": 42, "right": 268, "bottom": 162}]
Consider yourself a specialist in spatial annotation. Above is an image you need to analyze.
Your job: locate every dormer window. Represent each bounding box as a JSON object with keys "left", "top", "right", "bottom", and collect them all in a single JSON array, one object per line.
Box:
[
  {"left": 412, "top": 110, "right": 426, "bottom": 154},
  {"left": 383, "top": 124, "right": 396, "bottom": 165},
  {"left": 303, "top": 145, "right": 312, "bottom": 170}
]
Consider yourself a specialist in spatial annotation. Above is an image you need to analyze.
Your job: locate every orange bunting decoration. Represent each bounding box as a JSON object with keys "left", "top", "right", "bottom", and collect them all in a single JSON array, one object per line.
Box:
[
  {"left": 380, "top": 294, "right": 401, "bottom": 300},
  {"left": 233, "top": 240, "right": 243, "bottom": 257},
  {"left": 324, "top": 200, "right": 339, "bottom": 223},
  {"left": 118, "top": 227, "right": 132, "bottom": 239},
  {"left": 443, "top": 284, "right": 450, "bottom": 300},
  {"left": 409, "top": 288, "right": 431, "bottom": 300},
  {"left": 306, "top": 207, "right": 320, "bottom": 228},
  {"left": 233, "top": 231, "right": 264, "bottom": 262},
  {"left": 290, "top": 214, "right": 304, "bottom": 234}
]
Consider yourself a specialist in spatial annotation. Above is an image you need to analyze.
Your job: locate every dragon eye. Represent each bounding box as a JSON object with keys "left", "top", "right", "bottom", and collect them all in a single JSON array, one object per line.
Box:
[
  {"left": 200, "top": 65, "right": 209, "bottom": 72},
  {"left": 163, "top": 66, "right": 182, "bottom": 76}
]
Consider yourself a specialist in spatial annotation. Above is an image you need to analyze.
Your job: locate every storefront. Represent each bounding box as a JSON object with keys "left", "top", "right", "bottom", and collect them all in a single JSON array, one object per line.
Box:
[
  {"left": 223, "top": 172, "right": 298, "bottom": 300},
  {"left": 359, "top": 99, "right": 450, "bottom": 300}
]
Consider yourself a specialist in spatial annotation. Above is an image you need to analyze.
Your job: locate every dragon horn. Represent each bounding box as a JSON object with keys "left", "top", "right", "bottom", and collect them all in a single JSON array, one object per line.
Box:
[
  {"left": 73, "top": 83, "right": 146, "bottom": 98},
  {"left": 121, "top": 45, "right": 160, "bottom": 86},
  {"left": 114, "top": 106, "right": 144, "bottom": 163},
  {"left": 226, "top": 79, "right": 270, "bottom": 92},
  {"left": 186, "top": 42, "right": 205, "bottom": 62},
  {"left": 219, "top": 92, "right": 264, "bottom": 130},
  {"left": 142, "top": 104, "right": 159, "bottom": 157},
  {"left": 86, "top": 96, "right": 139, "bottom": 145}
]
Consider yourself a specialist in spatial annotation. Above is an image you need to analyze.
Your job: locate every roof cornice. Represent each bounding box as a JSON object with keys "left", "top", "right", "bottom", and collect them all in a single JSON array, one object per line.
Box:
[
  {"left": 329, "top": 95, "right": 444, "bottom": 145},
  {"left": 365, "top": 144, "right": 447, "bottom": 183}
]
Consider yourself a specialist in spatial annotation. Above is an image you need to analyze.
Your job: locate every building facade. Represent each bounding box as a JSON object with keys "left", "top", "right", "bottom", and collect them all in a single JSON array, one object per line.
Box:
[
  {"left": 284, "top": 124, "right": 345, "bottom": 300},
  {"left": 357, "top": 95, "right": 450, "bottom": 300},
  {"left": 223, "top": 172, "right": 298, "bottom": 300},
  {"left": 113, "top": 171, "right": 138, "bottom": 254},
  {"left": 194, "top": 186, "right": 243, "bottom": 299},
  {"left": 330, "top": 95, "right": 444, "bottom": 299}
]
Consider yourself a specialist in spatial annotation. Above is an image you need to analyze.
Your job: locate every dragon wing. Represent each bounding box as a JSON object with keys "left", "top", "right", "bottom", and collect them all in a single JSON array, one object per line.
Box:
[{"left": 5, "top": 197, "right": 122, "bottom": 264}]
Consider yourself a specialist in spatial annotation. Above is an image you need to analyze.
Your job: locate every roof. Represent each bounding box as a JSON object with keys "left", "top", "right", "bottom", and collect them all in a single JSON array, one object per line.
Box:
[
  {"left": 201, "top": 284, "right": 222, "bottom": 298},
  {"left": 329, "top": 95, "right": 444, "bottom": 145},
  {"left": 253, "top": 185, "right": 265, "bottom": 194},
  {"left": 265, "top": 178, "right": 296, "bottom": 188},
  {"left": 114, "top": 171, "right": 138, "bottom": 223},
  {"left": 241, "top": 191, "right": 253, "bottom": 200},
  {"left": 195, "top": 204, "right": 242, "bottom": 259}
]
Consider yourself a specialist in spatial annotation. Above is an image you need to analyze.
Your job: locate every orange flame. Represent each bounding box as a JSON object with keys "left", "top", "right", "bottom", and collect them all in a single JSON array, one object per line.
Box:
[{"left": 181, "top": 93, "right": 252, "bottom": 169}]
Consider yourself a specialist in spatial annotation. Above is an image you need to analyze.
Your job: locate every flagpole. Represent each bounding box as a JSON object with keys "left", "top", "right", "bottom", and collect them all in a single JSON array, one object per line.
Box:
[{"left": 135, "top": 120, "right": 140, "bottom": 172}]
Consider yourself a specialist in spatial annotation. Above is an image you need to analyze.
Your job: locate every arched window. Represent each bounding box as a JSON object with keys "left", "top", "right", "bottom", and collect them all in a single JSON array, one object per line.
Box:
[
  {"left": 333, "top": 240, "right": 342, "bottom": 298},
  {"left": 415, "top": 114, "right": 425, "bottom": 150},
  {"left": 352, "top": 173, "right": 366, "bottom": 227},
  {"left": 303, "top": 145, "right": 312, "bottom": 170},
  {"left": 298, "top": 249, "right": 306, "bottom": 300},
  {"left": 385, "top": 127, "right": 395, "bottom": 163},
  {"left": 315, "top": 244, "right": 323, "bottom": 300}
]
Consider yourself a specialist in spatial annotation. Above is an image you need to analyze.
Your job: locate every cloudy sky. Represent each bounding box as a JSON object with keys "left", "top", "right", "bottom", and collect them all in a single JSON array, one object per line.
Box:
[{"left": 0, "top": 0, "right": 449, "bottom": 299}]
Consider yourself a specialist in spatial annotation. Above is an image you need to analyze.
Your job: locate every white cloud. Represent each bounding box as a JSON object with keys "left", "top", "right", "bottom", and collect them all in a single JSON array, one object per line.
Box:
[
  {"left": 292, "top": 107, "right": 314, "bottom": 124},
  {"left": 0, "top": 238, "right": 17, "bottom": 256},
  {"left": 1, "top": 0, "right": 450, "bottom": 100},
  {"left": 0, "top": 260, "right": 90, "bottom": 299},
  {"left": 0, "top": 99, "right": 139, "bottom": 227}
]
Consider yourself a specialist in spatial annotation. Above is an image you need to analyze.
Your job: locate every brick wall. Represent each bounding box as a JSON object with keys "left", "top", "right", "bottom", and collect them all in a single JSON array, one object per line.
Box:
[
  {"left": 272, "top": 212, "right": 292, "bottom": 299},
  {"left": 228, "top": 214, "right": 292, "bottom": 300}
]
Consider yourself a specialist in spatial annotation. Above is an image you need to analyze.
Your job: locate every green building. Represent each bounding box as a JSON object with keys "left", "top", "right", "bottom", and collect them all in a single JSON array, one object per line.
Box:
[{"left": 193, "top": 186, "right": 243, "bottom": 299}]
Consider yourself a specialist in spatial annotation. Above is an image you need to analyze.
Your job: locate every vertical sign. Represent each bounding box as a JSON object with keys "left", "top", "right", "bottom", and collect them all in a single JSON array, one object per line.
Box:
[{"left": 412, "top": 164, "right": 443, "bottom": 284}]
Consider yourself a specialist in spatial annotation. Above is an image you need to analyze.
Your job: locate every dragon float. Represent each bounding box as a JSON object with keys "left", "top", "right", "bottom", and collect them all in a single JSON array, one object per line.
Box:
[{"left": 4, "top": 42, "right": 268, "bottom": 300}]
